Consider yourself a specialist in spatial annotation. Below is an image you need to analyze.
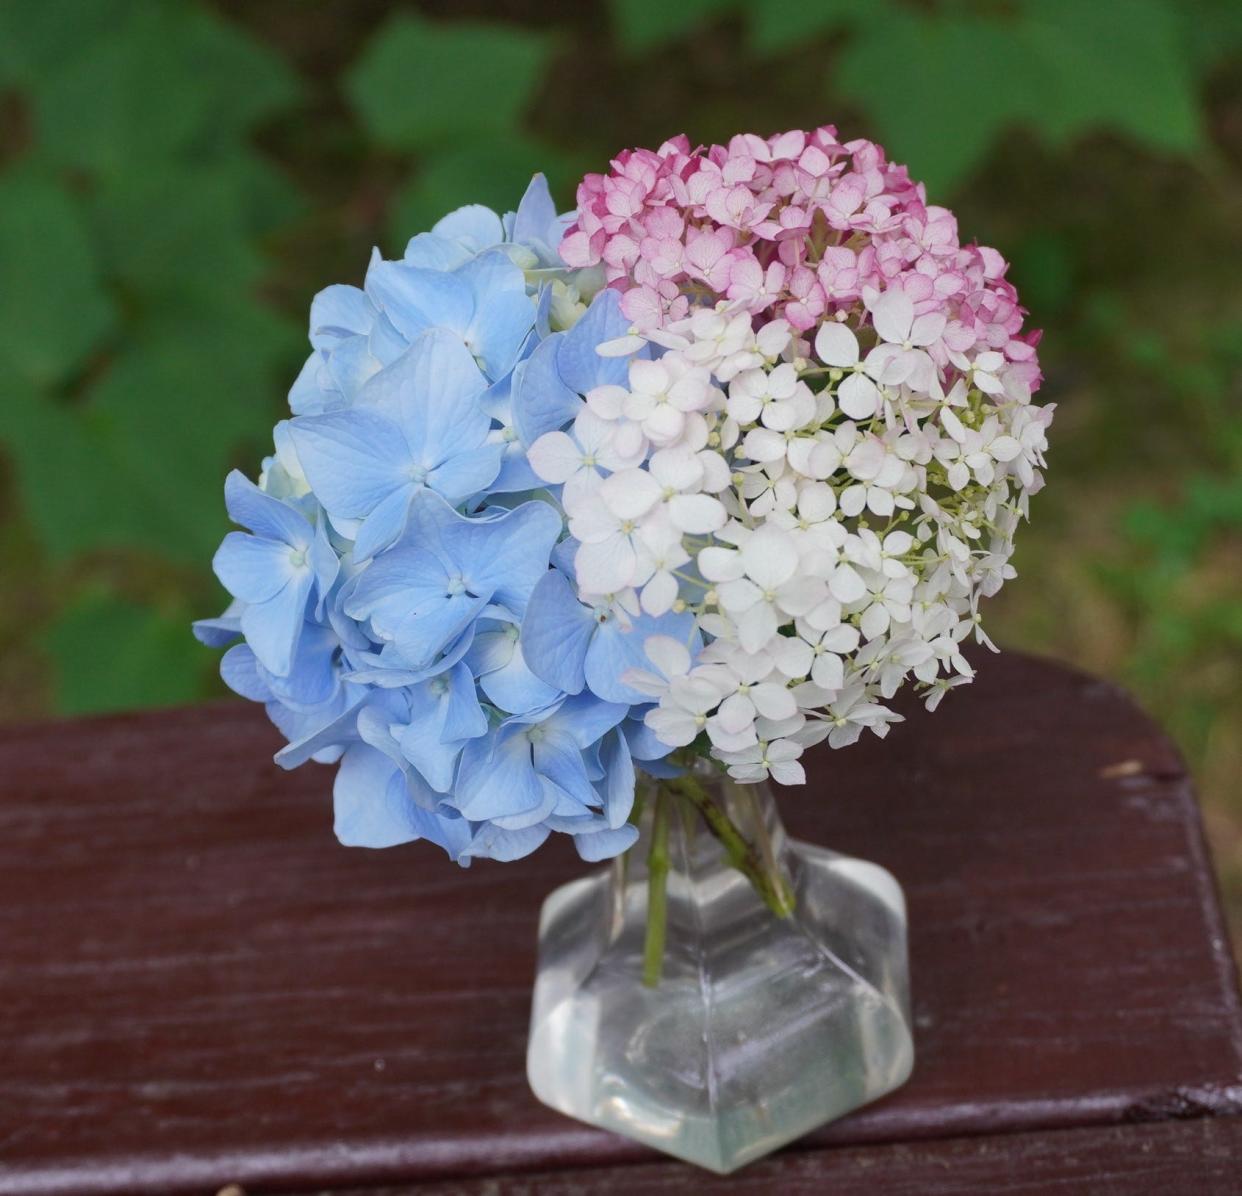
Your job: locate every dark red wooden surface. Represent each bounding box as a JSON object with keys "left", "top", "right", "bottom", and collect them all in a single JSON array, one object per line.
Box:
[
  {"left": 1, "top": 651, "right": 1240, "bottom": 1194},
  {"left": 342, "top": 1118, "right": 1242, "bottom": 1195}
]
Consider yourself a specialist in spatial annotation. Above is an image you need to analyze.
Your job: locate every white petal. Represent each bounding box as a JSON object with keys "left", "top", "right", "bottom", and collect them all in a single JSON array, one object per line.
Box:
[
  {"left": 640, "top": 571, "right": 678, "bottom": 616},
  {"left": 871, "top": 289, "right": 913, "bottom": 344},
  {"left": 716, "top": 692, "right": 757, "bottom": 734},
  {"left": 769, "top": 759, "right": 806, "bottom": 785},
  {"left": 810, "top": 653, "right": 844, "bottom": 691},
  {"left": 644, "top": 634, "right": 691, "bottom": 679},
  {"left": 576, "top": 537, "right": 636, "bottom": 592},
  {"left": 838, "top": 372, "right": 881, "bottom": 420},
  {"left": 990, "top": 435, "right": 1022, "bottom": 462},
  {"left": 742, "top": 427, "right": 788, "bottom": 463},
  {"left": 741, "top": 527, "right": 799, "bottom": 588},
  {"left": 909, "top": 311, "right": 946, "bottom": 346},
  {"left": 736, "top": 603, "right": 779, "bottom": 654},
  {"left": 829, "top": 562, "right": 866, "bottom": 604},
  {"left": 527, "top": 431, "right": 584, "bottom": 484},
  {"left": 597, "top": 333, "right": 647, "bottom": 357},
  {"left": 698, "top": 546, "right": 744, "bottom": 582},
  {"left": 650, "top": 446, "right": 703, "bottom": 490},
  {"left": 717, "top": 577, "right": 763, "bottom": 613},
  {"left": 645, "top": 705, "right": 697, "bottom": 747},
  {"left": 600, "top": 469, "right": 662, "bottom": 519},
  {"left": 814, "top": 321, "right": 860, "bottom": 368},
  {"left": 751, "top": 682, "right": 796, "bottom": 721},
  {"left": 585, "top": 384, "right": 629, "bottom": 420},
  {"left": 643, "top": 403, "right": 686, "bottom": 446},
  {"left": 860, "top": 601, "right": 890, "bottom": 640},
  {"left": 669, "top": 494, "right": 726, "bottom": 534}
]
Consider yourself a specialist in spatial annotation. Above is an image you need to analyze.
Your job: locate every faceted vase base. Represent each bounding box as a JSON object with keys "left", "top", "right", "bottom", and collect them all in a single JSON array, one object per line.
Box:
[{"left": 527, "top": 837, "right": 913, "bottom": 1174}]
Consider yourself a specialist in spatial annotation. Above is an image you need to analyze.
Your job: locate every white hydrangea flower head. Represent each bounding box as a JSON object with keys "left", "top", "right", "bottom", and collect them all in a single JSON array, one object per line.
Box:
[{"left": 529, "top": 296, "right": 1053, "bottom": 785}]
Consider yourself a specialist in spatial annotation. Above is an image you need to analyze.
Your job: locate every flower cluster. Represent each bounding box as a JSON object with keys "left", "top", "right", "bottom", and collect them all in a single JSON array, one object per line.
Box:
[
  {"left": 197, "top": 178, "right": 680, "bottom": 865},
  {"left": 560, "top": 127, "right": 1039, "bottom": 374},
  {"left": 534, "top": 128, "right": 1051, "bottom": 784},
  {"left": 199, "top": 123, "right": 1052, "bottom": 866}
]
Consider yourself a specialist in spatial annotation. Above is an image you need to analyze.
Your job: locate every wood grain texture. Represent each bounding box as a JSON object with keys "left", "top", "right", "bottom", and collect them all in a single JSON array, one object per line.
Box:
[
  {"left": 347, "top": 1118, "right": 1242, "bottom": 1195},
  {"left": 0, "top": 651, "right": 1239, "bottom": 1194}
]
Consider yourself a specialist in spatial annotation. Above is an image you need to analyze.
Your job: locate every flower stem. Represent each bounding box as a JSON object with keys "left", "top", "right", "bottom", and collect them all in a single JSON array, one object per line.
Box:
[
  {"left": 664, "top": 773, "right": 797, "bottom": 919},
  {"left": 641, "top": 788, "right": 671, "bottom": 988}
]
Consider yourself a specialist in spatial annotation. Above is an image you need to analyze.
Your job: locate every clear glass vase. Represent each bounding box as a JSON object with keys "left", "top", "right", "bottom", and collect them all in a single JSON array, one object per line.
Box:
[{"left": 527, "top": 765, "right": 914, "bottom": 1173}]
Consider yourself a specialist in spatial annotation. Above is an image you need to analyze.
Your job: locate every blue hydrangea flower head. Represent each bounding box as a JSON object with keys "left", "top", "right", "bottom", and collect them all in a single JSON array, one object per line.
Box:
[{"left": 198, "top": 180, "right": 687, "bottom": 867}]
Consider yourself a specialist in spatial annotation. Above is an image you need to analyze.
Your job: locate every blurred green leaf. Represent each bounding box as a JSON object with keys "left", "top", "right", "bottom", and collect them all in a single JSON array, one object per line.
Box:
[
  {"left": 837, "top": 0, "right": 1203, "bottom": 193},
  {"left": 27, "top": 3, "right": 299, "bottom": 177},
  {"left": 0, "top": 172, "right": 115, "bottom": 387},
  {"left": 1179, "top": 0, "right": 1242, "bottom": 71},
  {"left": 1020, "top": 0, "right": 1201, "bottom": 154},
  {"left": 609, "top": 0, "right": 739, "bottom": 52},
  {"left": 43, "top": 588, "right": 206, "bottom": 714},
  {"left": 0, "top": 0, "right": 130, "bottom": 87},
  {"left": 389, "top": 135, "right": 574, "bottom": 247},
  {"left": 747, "top": 0, "right": 863, "bottom": 54},
  {"left": 836, "top": 10, "right": 1032, "bottom": 192},
  {"left": 91, "top": 166, "right": 270, "bottom": 298},
  {"left": 1010, "top": 231, "right": 1075, "bottom": 316},
  {"left": 347, "top": 14, "right": 554, "bottom": 150}
]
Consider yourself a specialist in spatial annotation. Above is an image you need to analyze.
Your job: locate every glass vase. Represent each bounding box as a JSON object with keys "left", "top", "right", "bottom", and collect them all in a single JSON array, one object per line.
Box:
[{"left": 526, "top": 765, "right": 913, "bottom": 1173}]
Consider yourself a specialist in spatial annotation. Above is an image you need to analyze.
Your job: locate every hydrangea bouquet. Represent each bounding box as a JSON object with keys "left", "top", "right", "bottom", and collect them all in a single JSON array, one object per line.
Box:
[{"left": 198, "top": 125, "right": 1051, "bottom": 949}]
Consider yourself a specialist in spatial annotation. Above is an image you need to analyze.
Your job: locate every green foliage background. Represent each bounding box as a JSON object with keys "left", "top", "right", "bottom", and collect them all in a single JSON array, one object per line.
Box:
[{"left": 0, "top": 0, "right": 1239, "bottom": 923}]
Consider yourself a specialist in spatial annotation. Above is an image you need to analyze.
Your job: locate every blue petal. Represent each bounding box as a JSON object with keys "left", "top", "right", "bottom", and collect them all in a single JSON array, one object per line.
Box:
[
  {"left": 428, "top": 443, "right": 505, "bottom": 507},
  {"left": 348, "top": 548, "right": 489, "bottom": 671},
  {"left": 220, "top": 644, "right": 271, "bottom": 702},
  {"left": 193, "top": 612, "right": 241, "bottom": 647},
  {"left": 469, "top": 291, "right": 536, "bottom": 381},
  {"left": 623, "top": 713, "right": 677, "bottom": 762},
  {"left": 214, "top": 533, "right": 300, "bottom": 604},
  {"left": 261, "top": 621, "right": 340, "bottom": 709},
  {"left": 439, "top": 661, "right": 488, "bottom": 743},
  {"left": 598, "top": 729, "right": 636, "bottom": 828},
  {"left": 585, "top": 608, "right": 699, "bottom": 705},
  {"left": 365, "top": 259, "right": 473, "bottom": 344},
  {"left": 543, "top": 690, "right": 630, "bottom": 749},
  {"left": 223, "top": 471, "right": 311, "bottom": 547},
  {"left": 289, "top": 409, "right": 411, "bottom": 520},
  {"left": 454, "top": 726, "right": 543, "bottom": 823},
  {"left": 510, "top": 173, "right": 558, "bottom": 250},
  {"left": 460, "top": 822, "right": 549, "bottom": 862},
  {"left": 533, "top": 731, "right": 599, "bottom": 810},
  {"left": 511, "top": 336, "right": 580, "bottom": 446},
  {"left": 363, "top": 327, "right": 489, "bottom": 448},
  {"left": 477, "top": 639, "right": 560, "bottom": 715},
  {"left": 275, "top": 693, "right": 367, "bottom": 770},
  {"left": 240, "top": 576, "right": 312, "bottom": 676},
  {"left": 521, "top": 570, "right": 595, "bottom": 694},
  {"left": 323, "top": 333, "right": 382, "bottom": 400},
  {"left": 399, "top": 491, "right": 560, "bottom": 620},
  {"left": 351, "top": 486, "right": 414, "bottom": 562},
  {"left": 557, "top": 289, "right": 636, "bottom": 393},
  {"left": 309, "top": 284, "right": 373, "bottom": 347},
  {"left": 334, "top": 744, "right": 439, "bottom": 848},
  {"left": 289, "top": 352, "right": 335, "bottom": 416},
  {"left": 575, "top": 823, "right": 640, "bottom": 862},
  {"left": 403, "top": 232, "right": 475, "bottom": 271},
  {"left": 433, "top": 203, "right": 504, "bottom": 253}
]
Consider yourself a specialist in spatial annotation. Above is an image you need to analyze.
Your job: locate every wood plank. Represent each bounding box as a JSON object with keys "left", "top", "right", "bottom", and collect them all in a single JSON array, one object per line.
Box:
[
  {"left": 0, "top": 652, "right": 1239, "bottom": 1194},
  {"left": 339, "top": 1118, "right": 1242, "bottom": 1195}
]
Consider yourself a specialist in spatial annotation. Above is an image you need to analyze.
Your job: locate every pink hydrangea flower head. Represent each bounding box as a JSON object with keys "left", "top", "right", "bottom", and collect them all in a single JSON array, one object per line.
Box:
[{"left": 560, "top": 124, "right": 1041, "bottom": 393}]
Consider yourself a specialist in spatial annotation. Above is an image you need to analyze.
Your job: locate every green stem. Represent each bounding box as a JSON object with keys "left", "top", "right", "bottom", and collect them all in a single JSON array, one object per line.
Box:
[
  {"left": 642, "top": 788, "right": 671, "bottom": 988},
  {"left": 664, "top": 773, "right": 796, "bottom": 919}
]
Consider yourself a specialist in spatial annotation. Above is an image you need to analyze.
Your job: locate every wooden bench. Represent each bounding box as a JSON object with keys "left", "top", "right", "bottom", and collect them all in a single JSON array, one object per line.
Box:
[{"left": 2, "top": 651, "right": 1239, "bottom": 1194}]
